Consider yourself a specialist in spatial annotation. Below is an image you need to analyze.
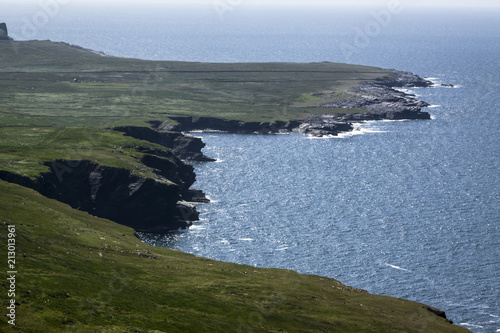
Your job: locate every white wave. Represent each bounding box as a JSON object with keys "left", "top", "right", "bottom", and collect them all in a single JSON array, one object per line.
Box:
[
  {"left": 490, "top": 314, "right": 499, "bottom": 318},
  {"left": 460, "top": 323, "right": 484, "bottom": 329},
  {"left": 238, "top": 238, "right": 254, "bottom": 241},
  {"left": 219, "top": 239, "right": 230, "bottom": 245},
  {"left": 430, "top": 115, "right": 437, "bottom": 120},
  {"left": 202, "top": 195, "right": 217, "bottom": 203},
  {"left": 385, "top": 263, "right": 411, "bottom": 272},
  {"left": 426, "top": 77, "right": 442, "bottom": 86},
  {"left": 379, "top": 118, "right": 409, "bottom": 122},
  {"left": 394, "top": 88, "right": 414, "bottom": 94},
  {"left": 428, "top": 104, "right": 441, "bottom": 108},
  {"left": 358, "top": 128, "right": 387, "bottom": 134},
  {"left": 190, "top": 225, "right": 206, "bottom": 231},
  {"left": 336, "top": 123, "right": 387, "bottom": 138},
  {"left": 305, "top": 134, "right": 338, "bottom": 139},
  {"left": 276, "top": 246, "right": 289, "bottom": 251},
  {"left": 187, "top": 130, "right": 226, "bottom": 134},
  {"left": 304, "top": 118, "right": 409, "bottom": 139}
]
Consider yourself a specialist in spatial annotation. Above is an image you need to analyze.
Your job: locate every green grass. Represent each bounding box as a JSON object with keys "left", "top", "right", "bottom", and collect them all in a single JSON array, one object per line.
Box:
[
  {"left": 0, "top": 41, "right": 392, "bottom": 127},
  {"left": 0, "top": 127, "right": 177, "bottom": 180},
  {"left": 0, "top": 180, "right": 469, "bottom": 332},
  {"left": 0, "top": 40, "right": 471, "bottom": 332}
]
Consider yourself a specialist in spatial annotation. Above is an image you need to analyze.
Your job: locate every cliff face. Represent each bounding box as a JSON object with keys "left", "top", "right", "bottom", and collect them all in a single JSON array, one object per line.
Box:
[
  {"left": 299, "top": 70, "right": 433, "bottom": 136},
  {"left": 41, "top": 160, "right": 193, "bottom": 232},
  {"left": 114, "top": 126, "right": 215, "bottom": 162},
  {"left": 0, "top": 23, "right": 13, "bottom": 41},
  {"left": 0, "top": 153, "right": 203, "bottom": 232},
  {"left": 148, "top": 70, "right": 433, "bottom": 138},
  {"left": 161, "top": 117, "right": 301, "bottom": 135}
]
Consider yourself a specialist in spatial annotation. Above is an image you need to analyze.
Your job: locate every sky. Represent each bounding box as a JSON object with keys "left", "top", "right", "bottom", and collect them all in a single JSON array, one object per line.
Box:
[{"left": 4, "top": 0, "right": 500, "bottom": 7}]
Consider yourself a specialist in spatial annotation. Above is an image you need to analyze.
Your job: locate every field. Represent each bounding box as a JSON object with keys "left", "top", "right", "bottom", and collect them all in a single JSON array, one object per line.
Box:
[{"left": 0, "top": 40, "right": 469, "bottom": 332}]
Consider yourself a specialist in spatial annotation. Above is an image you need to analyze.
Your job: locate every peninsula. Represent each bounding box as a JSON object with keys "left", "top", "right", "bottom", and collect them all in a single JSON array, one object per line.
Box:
[{"left": 0, "top": 38, "right": 469, "bottom": 332}]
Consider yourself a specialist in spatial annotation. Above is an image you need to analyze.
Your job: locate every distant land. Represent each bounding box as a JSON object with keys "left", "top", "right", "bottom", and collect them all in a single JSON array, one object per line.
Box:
[{"left": 0, "top": 37, "right": 470, "bottom": 332}]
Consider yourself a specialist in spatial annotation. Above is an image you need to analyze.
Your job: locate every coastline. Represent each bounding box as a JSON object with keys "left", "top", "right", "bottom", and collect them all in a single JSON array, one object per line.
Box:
[
  {"left": 0, "top": 40, "right": 435, "bottom": 232},
  {"left": 156, "top": 70, "right": 433, "bottom": 138},
  {"left": 0, "top": 40, "right": 472, "bottom": 332}
]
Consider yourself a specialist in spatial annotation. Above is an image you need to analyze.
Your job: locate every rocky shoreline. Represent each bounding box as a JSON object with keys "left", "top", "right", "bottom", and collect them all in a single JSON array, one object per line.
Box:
[
  {"left": 298, "top": 71, "right": 432, "bottom": 136},
  {"left": 107, "top": 69, "right": 433, "bottom": 231},
  {"left": 156, "top": 70, "right": 433, "bottom": 138},
  {"left": 0, "top": 68, "right": 434, "bottom": 233}
]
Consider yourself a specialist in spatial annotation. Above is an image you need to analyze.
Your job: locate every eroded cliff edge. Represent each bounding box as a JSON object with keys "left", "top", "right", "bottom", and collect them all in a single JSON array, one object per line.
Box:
[
  {"left": 158, "top": 70, "right": 433, "bottom": 137},
  {"left": 0, "top": 133, "right": 208, "bottom": 232}
]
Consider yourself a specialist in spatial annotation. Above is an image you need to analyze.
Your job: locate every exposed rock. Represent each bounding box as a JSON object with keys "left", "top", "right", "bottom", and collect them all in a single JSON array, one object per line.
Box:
[
  {"left": 182, "top": 189, "right": 210, "bottom": 203},
  {"left": 423, "top": 306, "right": 454, "bottom": 324},
  {"left": 295, "top": 70, "right": 433, "bottom": 136},
  {"left": 161, "top": 70, "right": 431, "bottom": 138},
  {"left": 382, "top": 69, "right": 433, "bottom": 88},
  {"left": 0, "top": 23, "right": 13, "bottom": 41},
  {"left": 114, "top": 126, "right": 215, "bottom": 162},
  {"left": 140, "top": 153, "right": 195, "bottom": 192},
  {"left": 321, "top": 75, "right": 431, "bottom": 121},
  {"left": 0, "top": 160, "right": 199, "bottom": 232},
  {"left": 167, "top": 116, "right": 301, "bottom": 135},
  {"left": 298, "top": 115, "right": 353, "bottom": 137}
]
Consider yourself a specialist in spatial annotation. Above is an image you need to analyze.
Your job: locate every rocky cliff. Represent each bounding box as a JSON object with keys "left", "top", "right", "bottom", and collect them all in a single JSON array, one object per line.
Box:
[
  {"left": 154, "top": 70, "right": 433, "bottom": 138},
  {"left": 0, "top": 23, "right": 13, "bottom": 41},
  {"left": 298, "top": 70, "right": 432, "bottom": 136},
  {"left": 159, "top": 117, "right": 301, "bottom": 135},
  {"left": 114, "top": 126, "right": 215, "bottom": 162},
  {"left": 0, "top": 149, "right": 205, "bottom": 232}
]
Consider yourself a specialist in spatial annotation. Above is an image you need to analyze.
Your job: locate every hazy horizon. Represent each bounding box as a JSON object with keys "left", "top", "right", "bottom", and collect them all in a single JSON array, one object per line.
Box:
[{"left": 3, "top": 0, "right": 500, "bottom": 8}]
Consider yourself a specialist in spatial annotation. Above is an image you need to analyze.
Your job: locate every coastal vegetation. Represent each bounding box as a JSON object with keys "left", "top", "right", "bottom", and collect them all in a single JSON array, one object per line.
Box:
[{"left": 0, "top": 39, "right": 469, "bottom": 331}]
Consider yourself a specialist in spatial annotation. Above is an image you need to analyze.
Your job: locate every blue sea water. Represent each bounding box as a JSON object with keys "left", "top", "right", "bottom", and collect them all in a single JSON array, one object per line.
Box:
[{"left": 4, "top": 3, "right": 500, "bottom": 332}]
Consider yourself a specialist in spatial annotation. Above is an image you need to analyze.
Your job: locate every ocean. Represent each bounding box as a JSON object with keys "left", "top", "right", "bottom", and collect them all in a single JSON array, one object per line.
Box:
[{"left": 4, "top": 2, "right": 500, "bottom": 331}]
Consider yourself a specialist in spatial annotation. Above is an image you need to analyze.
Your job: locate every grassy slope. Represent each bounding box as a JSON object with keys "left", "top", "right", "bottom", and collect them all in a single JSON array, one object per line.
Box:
[
  {"left": 0, "top": 40, "right": 385, "bottom": 127},
  {"left": 0, "top": 40, "right": 470, "bottom": 332},
  {"left": 0, "top": 180, "right": 469, "bottom": 332},
  {"left": 0, "top": 126, "right": 178, "bottom": 180}
]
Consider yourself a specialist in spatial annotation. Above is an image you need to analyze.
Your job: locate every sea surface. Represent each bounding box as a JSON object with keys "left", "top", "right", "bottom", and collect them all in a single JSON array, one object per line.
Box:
[{"left": 4, "top": 3, "right": 500, "bottom": 332}]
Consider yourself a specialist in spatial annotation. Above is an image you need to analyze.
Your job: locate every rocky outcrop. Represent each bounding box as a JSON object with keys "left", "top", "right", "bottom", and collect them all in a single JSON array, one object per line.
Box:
[
  {"left": 0, "top": 154, "right": 205, "bottom": 232},
  {"left": 423, "top": 306, "right": 454, "bottom": 324},
  {"left": 298, "top": 116, "right": 353, "bottom": 137},
  {"left": 163, "top": 117, "right": 301, "bottom": 135},
  {"left": 297, "top": 70, "right": 432, "bottom": 137},
  {"left": 114, "top": 126, "right": 215, "bottom": 162},
  {"left": 321, "top": 71, "right": 431, "bottom": 121},
  {"left": 0, "top": 23, "right": 13, "bottom": 41},
  {"left": 149, "top": 70, "right": 433, "bottom": 138},
  {"left": 41, "top": 160, "right": 193, "bottom": 232},
  {"left": 382, "top": 69, "right": 433, "bottom": 88}
]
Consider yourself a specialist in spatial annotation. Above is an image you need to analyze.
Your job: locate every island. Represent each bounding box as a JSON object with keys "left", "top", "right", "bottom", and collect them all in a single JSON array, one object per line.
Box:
[{"left": 0, "top": 36, "right": 469, "bottom": 332}]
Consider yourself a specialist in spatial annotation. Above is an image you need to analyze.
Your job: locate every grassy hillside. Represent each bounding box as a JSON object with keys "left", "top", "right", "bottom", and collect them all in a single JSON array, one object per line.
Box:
[
  {"left": 0, "top": 126, "right": 176, "bottom": 180},
  {"left": 0, "top": 40, "right": 387, "bottom": 127},
  {"left": 0, "top": 40, "right": 470, "bottom": 331},
  {"left": 0, "top": 180, "right": 469, "bottom": 332}
]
